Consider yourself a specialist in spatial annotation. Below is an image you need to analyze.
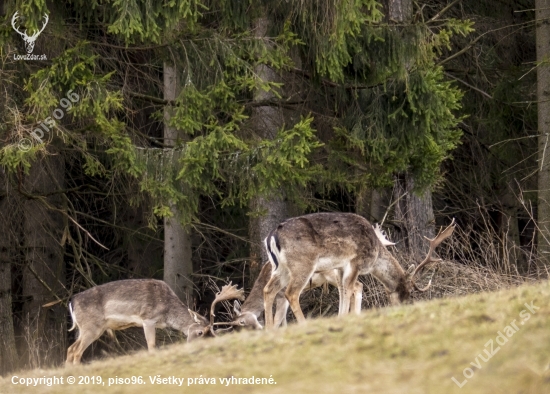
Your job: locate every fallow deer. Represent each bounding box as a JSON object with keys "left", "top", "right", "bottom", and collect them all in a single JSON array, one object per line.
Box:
[
  {"left": 263, "top": 213, "right": 455, "bottom": 329},
  {"left": 66, "top": 279, "right": 243, "bottom": 365},
  {"left": 230, "top": 263, "right": 363, "bottom": 330}
]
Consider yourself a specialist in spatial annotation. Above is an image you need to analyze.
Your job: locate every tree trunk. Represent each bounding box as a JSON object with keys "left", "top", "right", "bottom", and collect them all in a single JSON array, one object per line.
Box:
[
  {"left": 498, "top": 180, "right": 528, "bottom": 273},
  {"left": 0, "top": 170, "right": 18, "bottom": 374},
  {"left": 21, "top": 154, "right": 66, "bottom": 368},
  {"left": 393, "top": 174, "right": 435, "bottom": 259},
  {"left": 385, "top": 0, "right": 412, "bottom": 22},
  {"left": 0, "top": 1, "right": 18, "bottom": 376},
  {"left": 356, "top": 187, "right": 388, "bottom": 224},
  {"left": 248, "top": 15, "right": 290, "bottom": 285},
  {"left": 163, "top": 63, "right": 194, "bottom": 303},
  {"left": 536, "top": 0, "right": 550, "bottom": 265},
  {"left": 383, "top": 0, "right": 435, "bottom": 259}
]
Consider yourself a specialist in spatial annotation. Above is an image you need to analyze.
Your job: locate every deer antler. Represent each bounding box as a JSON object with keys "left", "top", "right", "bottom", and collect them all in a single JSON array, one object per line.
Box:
[
  {"left": 209, "top": 282, "right": 245, "bottom": 334},
  {"left": 373, "top": 223, "right": 396, "bottom": 246},
  {"left": 11, "top": 12, "right": 26, "bottom": 37},
  {"left": 411, "top": 218, "right": 456, "bottom": 292}
]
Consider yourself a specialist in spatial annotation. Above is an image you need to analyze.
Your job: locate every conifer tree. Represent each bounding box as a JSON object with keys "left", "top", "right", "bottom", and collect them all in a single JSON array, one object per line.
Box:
[{"left": 163, "top": 62, "right": 193, "bottom": 302}]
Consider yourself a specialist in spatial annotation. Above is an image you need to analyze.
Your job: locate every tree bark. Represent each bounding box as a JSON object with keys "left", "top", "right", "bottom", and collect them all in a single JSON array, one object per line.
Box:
[
  {"left": 536, "top": 0, "right": 550, "bottom": 265},
  {"left": 21, "top": 154, "right": 66, "bottom": 368},
  {"left": 385, "top": 0, "right": 412, "bottom": 22},
  {"left": 0, "top": 0, "right": 18, "bottom": 376},
  {"left": 393, "top": 174, "right": 435, "bottom": 259},
  {"left": 163, "top": 63, "right": 194, "bottom": 303},
  {"left": 0, "top": 170, "right": 18, "bottom": 374},
  {"left": 248, "top": 15, "right": 290, "bottom": 285},
  {"left": 356, "top": 187, "right": 388, "bottom": 223},
  {"left": 383, "top": 0, "right": 435, "bottom": 259}
]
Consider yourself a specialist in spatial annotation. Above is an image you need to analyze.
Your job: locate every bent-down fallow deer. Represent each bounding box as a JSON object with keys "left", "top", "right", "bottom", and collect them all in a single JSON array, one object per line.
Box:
[
  {"left": 263, "top": 213, "right": 455, "bottom": 329},
  {"left": 66, "top": 279, "right": 243, "bottom": 365},
  {"left": 230, "top": 263, "right": 363, "bottom": 330}
]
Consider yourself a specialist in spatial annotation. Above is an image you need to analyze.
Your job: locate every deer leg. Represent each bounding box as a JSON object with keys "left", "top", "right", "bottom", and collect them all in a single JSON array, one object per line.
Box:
[
  {"left": 340, "top": 264, "right": 359, "bottom": 317},
  {"left": 284, "top": 268, "right": 315, "bottom": 324},
  {"left": 66, "top": 340, "right": 79, "bottom": 365},
  {"left": 321, "top": 269, "right": 347, "bottom": 316},
  {"left": 263, "top": 272, "right": 285, "bottom": 329},
  {"left": 143, "top": 320, "right": 156, "bottom": 351},
  {"left": 274, "top": 291, "right": 289, "bottom": 328},
  {"left": 68, "top": 326, "right": 104, "bottom": 365},
  {"left": 352, "top": 281, "right": 363, "bottom": 314},
  {"left": 333, "top": 270, "right": 345, "bottom": 316}
]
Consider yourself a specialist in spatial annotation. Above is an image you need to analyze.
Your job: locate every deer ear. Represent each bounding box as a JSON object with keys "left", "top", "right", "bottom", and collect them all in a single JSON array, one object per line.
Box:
[
  {"left": 188, "top": 309, "right": 203, "bottom": 324},
  {"left": 233, "top": 300, "right": 242, "bottom": 316}
]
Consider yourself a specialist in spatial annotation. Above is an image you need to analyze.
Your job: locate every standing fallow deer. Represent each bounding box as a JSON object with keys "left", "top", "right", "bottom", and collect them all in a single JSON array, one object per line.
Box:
[
  {"left": 229, "top": 220, "right": 395, "bottom": 329},
  {"left": 263, "top": 213, "right": 455, "bottom": 329},
  {"left": 229, "top": 263, "right": 363, "bottom": 330},
  {"left": 65, "top": 279, "right": 243, "bottom": 365}
]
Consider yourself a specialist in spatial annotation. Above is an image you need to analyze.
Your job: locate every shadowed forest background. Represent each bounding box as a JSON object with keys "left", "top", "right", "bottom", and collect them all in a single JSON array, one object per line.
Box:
[{"left": 0, "top": 0, "right": 548, "bottom": 374}]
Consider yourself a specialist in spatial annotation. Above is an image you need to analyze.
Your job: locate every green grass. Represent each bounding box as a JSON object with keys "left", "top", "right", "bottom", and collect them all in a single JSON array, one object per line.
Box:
[{"left": 2, "top": 281, "right": 550, "bottom": 394}]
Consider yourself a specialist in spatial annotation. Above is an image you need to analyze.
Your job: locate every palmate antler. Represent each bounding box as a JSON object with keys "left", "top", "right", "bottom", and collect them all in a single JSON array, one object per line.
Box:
[
  {"left": 373, "top": 223, "right": 396, "bottom": 246},
  {"left": 209, "top": 282, "right": 245, "bottom": 335},
  {"left": 411, "top": 218, "right": 456, "bottom": 292}
]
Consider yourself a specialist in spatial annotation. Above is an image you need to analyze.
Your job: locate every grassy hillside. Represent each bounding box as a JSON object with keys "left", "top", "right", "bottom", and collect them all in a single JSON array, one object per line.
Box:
[{"left": 2, "top": 281, "right": 550, "bottom": 394}]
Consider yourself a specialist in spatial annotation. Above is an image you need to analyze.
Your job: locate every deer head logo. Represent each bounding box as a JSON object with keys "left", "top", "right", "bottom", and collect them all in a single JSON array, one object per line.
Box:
[{"left": 11, "top": 12, "right": 49, "bottom": 54}]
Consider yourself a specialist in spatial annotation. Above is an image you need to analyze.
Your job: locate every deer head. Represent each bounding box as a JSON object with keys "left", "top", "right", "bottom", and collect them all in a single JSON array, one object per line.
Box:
[
  {"left": 232, "top": 300, "right": 265, "bottom": 330},
  {"left": 11, "top": 12, "right": 49, "bottom": 54}
]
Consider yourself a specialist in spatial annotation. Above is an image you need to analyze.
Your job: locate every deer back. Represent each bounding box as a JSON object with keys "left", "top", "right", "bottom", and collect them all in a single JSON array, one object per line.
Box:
[{"left": 269, "top": 213, "right": 382, "bottom": 271}]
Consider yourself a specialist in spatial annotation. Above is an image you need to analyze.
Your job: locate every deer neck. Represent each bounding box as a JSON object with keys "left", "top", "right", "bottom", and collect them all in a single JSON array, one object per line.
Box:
[
  {"left": 382, "top": 249, "right": 411, "bottom": 302},
  {"left": 241, "top": 263, "right": 272, "bottom": 316},
  {"left": 167, "top": 301, "right": 194, "bottom": 332}
]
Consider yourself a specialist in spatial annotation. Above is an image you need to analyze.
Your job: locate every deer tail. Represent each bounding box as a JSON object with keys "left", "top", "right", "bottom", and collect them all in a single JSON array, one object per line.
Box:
[
  {"left": 68, "top": 301, "right": 77, "bottom": 332},
  {"left": 264, "top": 230, "right": 281, "bottom": 270}
]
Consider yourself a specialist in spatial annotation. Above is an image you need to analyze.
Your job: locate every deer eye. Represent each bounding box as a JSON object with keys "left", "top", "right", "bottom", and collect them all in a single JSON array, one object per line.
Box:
[
  {"left": 240, "top": 320, "right": 245, "bottom": 325},
  {"left": 198, "top": 331, "right": 203, "bottom": 336}
]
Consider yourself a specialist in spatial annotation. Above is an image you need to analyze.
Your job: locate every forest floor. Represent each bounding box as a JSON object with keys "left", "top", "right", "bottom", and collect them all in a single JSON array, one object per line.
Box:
[{"left": 1, "top": 280, "right": 550, "bottom": 394}]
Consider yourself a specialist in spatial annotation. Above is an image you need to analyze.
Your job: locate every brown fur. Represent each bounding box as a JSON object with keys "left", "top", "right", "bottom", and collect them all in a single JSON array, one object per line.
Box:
[
  {"left": 232, "top": 263, "right": 363, "bottom": 330},
  {"left": 66, "top": 279, "right": 210, "bottom": 365},
  {"left": 263, "top": 213, "right": 410, "bottom": 329}
]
